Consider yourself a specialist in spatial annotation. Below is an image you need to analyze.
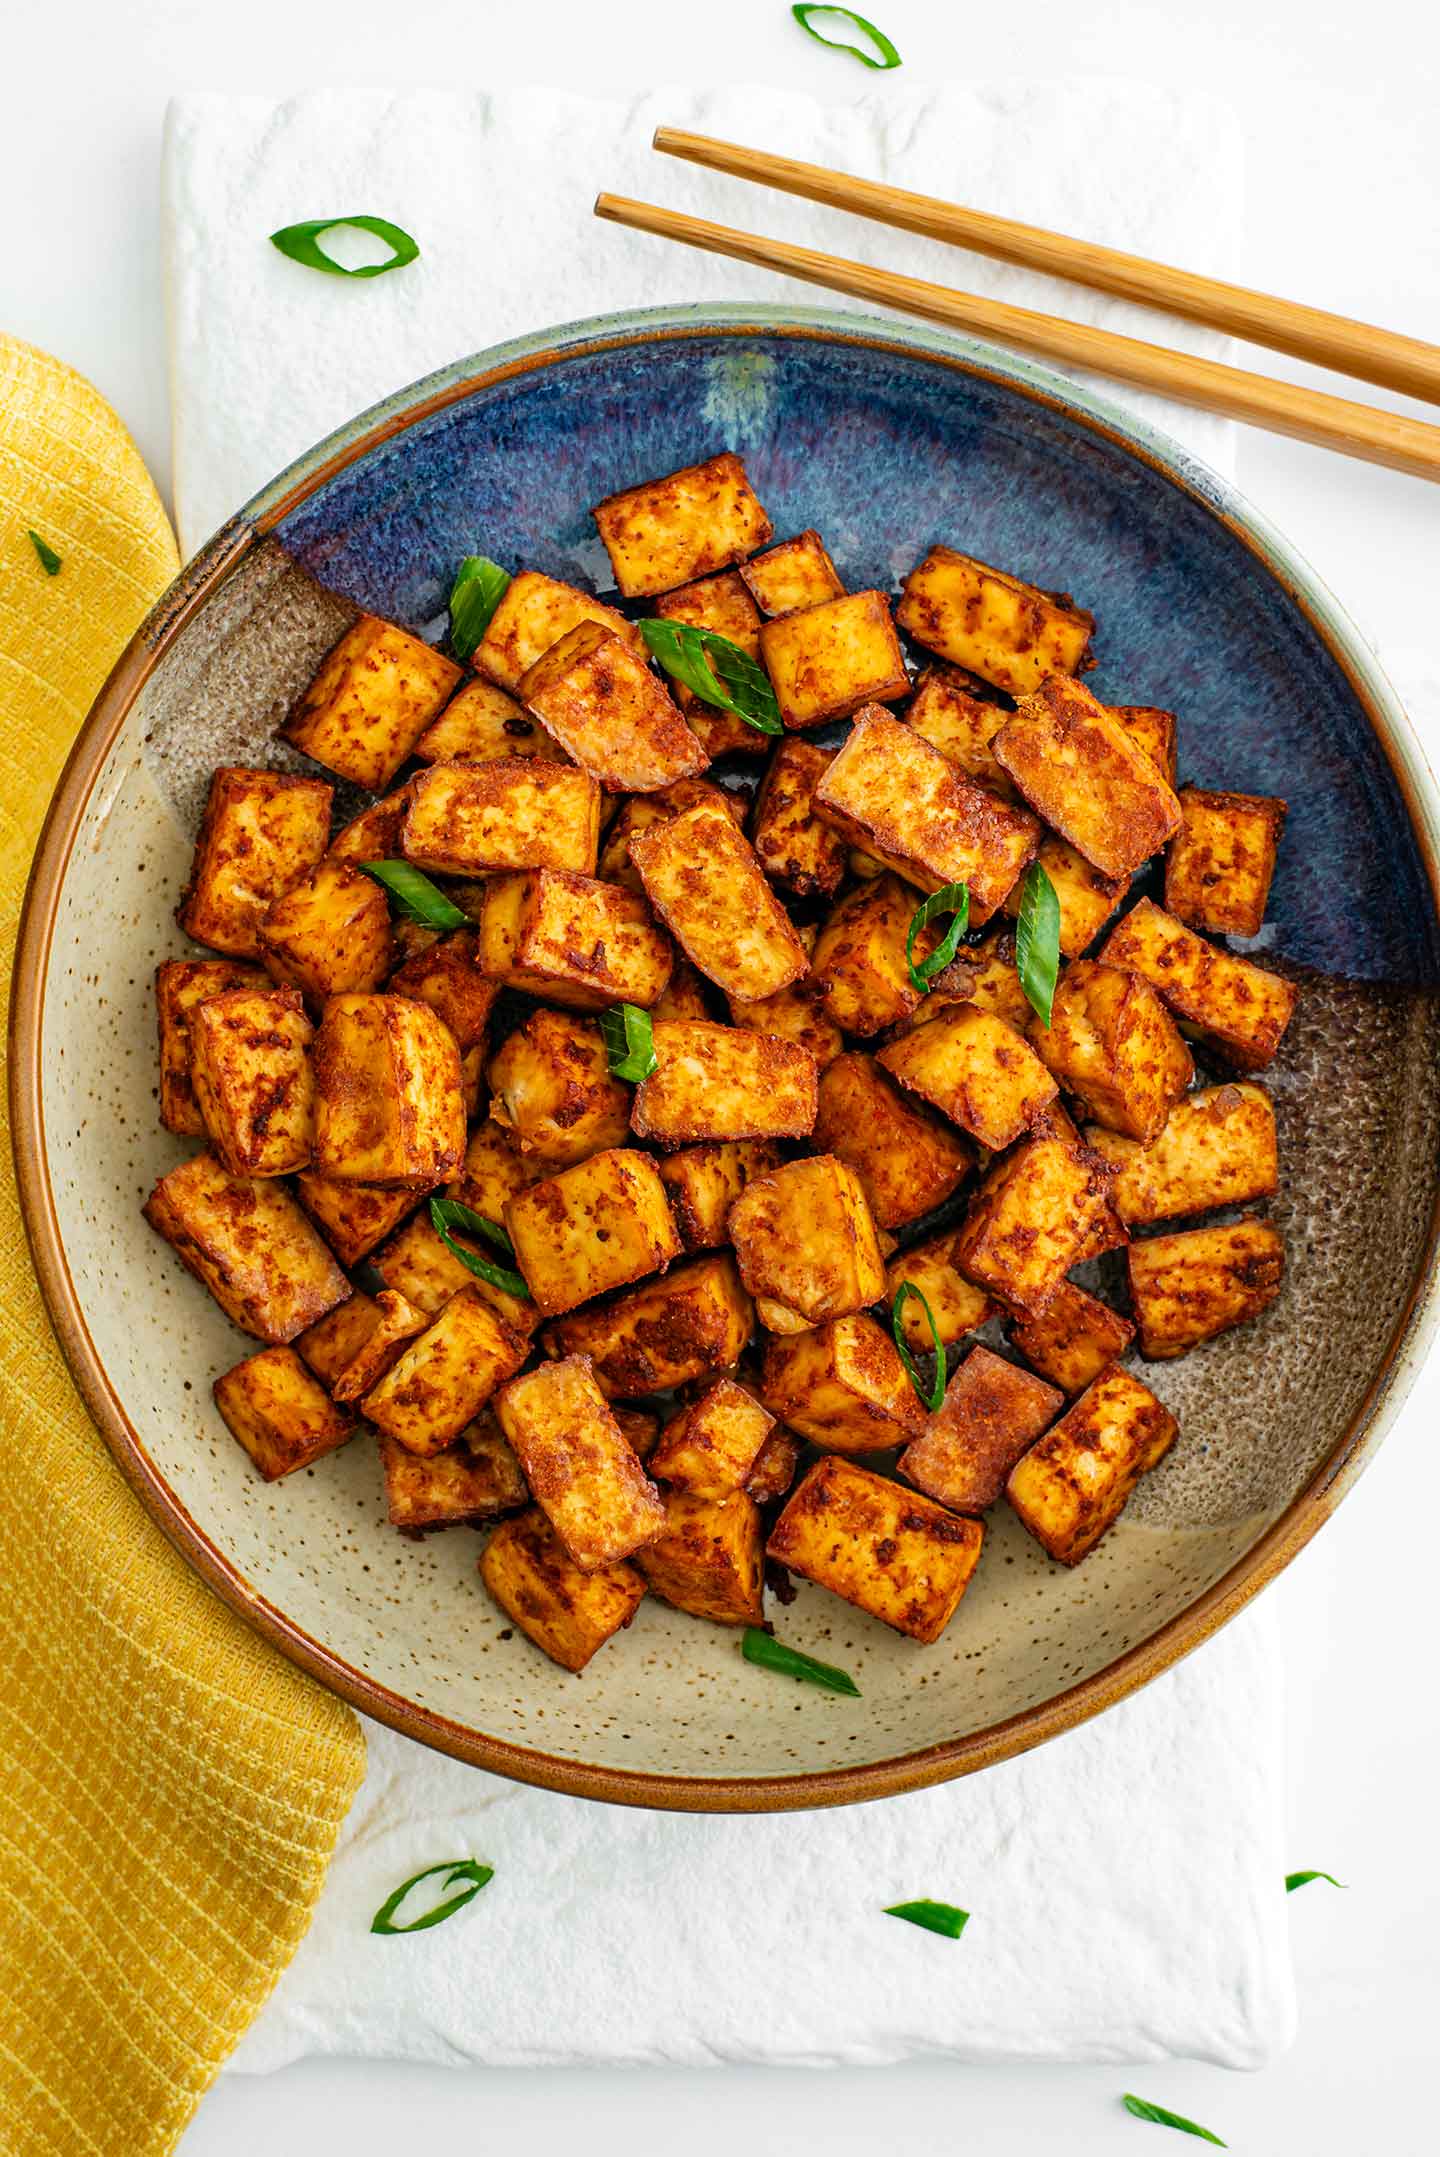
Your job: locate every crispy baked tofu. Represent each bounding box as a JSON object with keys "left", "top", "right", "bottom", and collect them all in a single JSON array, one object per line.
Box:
[
  {"left": 330, "top": 1288, "right": 428, "bottom": 1403},
  {"left": 629, "top": 802, "right": 809, "bottom": 1001},
  {"left": 143, "top": 1151, "right": 348, "bottom": 1342},
  {"left": 1164, "top": 788, "right": 1287, "bottom": 938},
  {"left": 312, "top": 993, "right": 465, "bottom": 1188},
  {"left": 155, "top": 959, "right": 268, "bottom": 1136},
  {"left": 1099, "top": 898, "right": 1298, "bottom": 1071},
  {"left": 883, "top": 1232, "right": 997, "bottom": 1350},
  {"left": 728, "top": 976, "right": 845, "bottom": 1073},
  {"left": 896, "top": 546, "right": 1095, "bottom": 695},
  {"left": 380, "top": 1427, "right": 528, "bottom": 1534},
  {"left": 488, "top": 1009, "right": 630, "bottom": 1167},
  {"left": 728, "top": 1155, "right": 886, "bottom": 1328},
  {"left": 402, "top": 759, "right": 600, "bottom": 877},
  {"left": 447, "top": 1115, "right": 548, "bottom": 1222},
  {"left": 294, "top": 1172, "right": 421, "bottom": 1269},
  {"left": 476, "top": 869, "right": 673, "bottom": 1011},
  {"left": 282, "top": 615, "right": 461, "bottom": 789},
  {"left": 257, "top": 858, "right": 394, "bottom": 1000},
  {"left": 1084, "top": 1081, "right": 1278, "bottom": 1225},
  {"left": 293, "top": 1291, "right": 384, "bottom": 1388},
  {"left": 994, "top": 677, "right": 1182, "bottom": 878},
  {"left": 475, "top": 570, "right": 642, "bottom": 695},
  {"left": 649, "top": 1376, "right": 775, "bottom": 1498},
  {"left": 413, "top": 675, "right": 554, "bottom": 765},
  {"left": 325, "top": 788, "right": 415, "bottom": 867},
  {"left": 1029, "top": 959, "right": 1194, "bottom": 1143},
  {"left": 951, "top": 1113, "right": 1120, "bottom": 1316},
  {"left": 1007, "top": 1364, "right": 1177, "bottom": 1564},
  {"left": 761, "top": 1315, "right": 924, "bottom": 1454},
  {"left": 1113, "top": 704, "right": 1179, "bottom": 787},
  {"left": 386, "top": 928, "right": 499, "bottom": 1051},
  {"left": 1000, "top": 835, "right": 1130, "bottom": 958},
  {"left": 1127, "top": 1216, "right": 1285, "bottom": 1358},
  {"left": 598, "top": 779, "right": 744, "bottom": 894},
  {"left": 177, "top": 766, "right": 332, "bottom": 958},
  {"left": 479, "top": 1507, "right": 646, "bottom": 1672},
  {"left": 814, "top": 1053, "right": 972, "bottom": 1230},
  {"left": 1009, "top": 1280, "right": 1135, "bottom": 1394},
  {"left": 651, "top": 569, "right": 770, "bottom": 758},
  {"left": 745, "top": 1428, "right": 802, "bottom": 1505},
  {"left": 190, "top": 986, "right": 316, "bottom": 1177},
  {"left": 504, "top": 1147, "right": 682, "bottom": 1317},
  {"left": 750, "top": 737, "right": 849, "bottom": 897},
  {"left": 494, "top": 1356, "right": 667, "bottom": 1569},
  {"left": 906, "top": 665, "right": 1014, "bottom": 797},
  {"left": 544, "top": 1253, "right": 754, "bottom": 1398},
  {"left": 759, "top": 590, "right": 910, "bottom": 729},
  {"left": 878, "top": 1004, "right": 1057, "bottom": 1151},
  {"left": 767, "top": 1454, "right": 983, "bottom": 1643},
  {"left": 740, "top": 529, "right": 844, "bottom": 619},
  {"left": 370, "top": 1206, "right": 535, "bottom": 1337},
  {"left": 631, "top": 1021, "right": 818, "bottom": 1146},
  {"left": 808, "top": 875, "right": 942, "bottom": 1037},
  {"left": 900, "top": 1346, "right": 1063, "bottom": 1513},
  {"left": 362, "top": 1286, "right": 528, "bottom": 1455},
  {"left": 519, "top": 621, "right": 708, "bottom": 792},
  {"left": 593, "top": 451, "right": 773, "bottom": 599},
  {"left": 941, "top": 929, "right": 1032, "bottom": 1029},
  {"left": 655, "top": 1141, "right": 781, "bottom": 1251},
  {"left": 213, "top": 1346, "right": 357, "bottom": 1480},
  {"left": 635, "top": 1490, "right": 765, "bottom": 1624},
  {"left": 613, "top": 1406, "right": 661, "bottom": 1460}
]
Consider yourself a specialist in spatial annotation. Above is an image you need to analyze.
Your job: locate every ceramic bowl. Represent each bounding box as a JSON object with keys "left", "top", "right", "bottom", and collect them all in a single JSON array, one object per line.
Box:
[{"left": 13, "top": 305, "right": 1440, "bottom": 1810}]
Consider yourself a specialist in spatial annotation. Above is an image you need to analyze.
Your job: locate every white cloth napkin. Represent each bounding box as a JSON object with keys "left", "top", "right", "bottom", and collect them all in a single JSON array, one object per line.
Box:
[{"left": 163, "top": 84, "right": 1296, "bottom": 2073}]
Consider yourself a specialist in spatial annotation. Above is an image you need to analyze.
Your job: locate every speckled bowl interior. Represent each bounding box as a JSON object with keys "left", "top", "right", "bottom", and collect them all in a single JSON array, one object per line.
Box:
[{"left": 18, "top": 307, "right": 1440, "bottom": 1808}]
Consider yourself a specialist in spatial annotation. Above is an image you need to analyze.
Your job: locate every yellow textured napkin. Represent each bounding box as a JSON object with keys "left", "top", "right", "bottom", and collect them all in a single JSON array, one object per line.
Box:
[{"left": 0, "top": 335, "right": 366, "bottom": 2157}]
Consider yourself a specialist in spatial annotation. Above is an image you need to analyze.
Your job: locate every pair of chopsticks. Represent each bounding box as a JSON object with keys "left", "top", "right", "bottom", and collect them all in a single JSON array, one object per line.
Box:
[{"left": 595, "top": 130, "right": 1440, "bottom": 484}]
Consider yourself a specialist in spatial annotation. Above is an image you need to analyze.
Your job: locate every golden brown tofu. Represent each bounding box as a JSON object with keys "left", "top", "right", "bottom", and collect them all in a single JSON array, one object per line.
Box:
[
  {"left": 257, "top": 858, "right": 394, "bottom": 1001},
  {"left": 1030, "top": 959, "right": 1194, "bottom": 1143},
  {"left": 941, "top": 929, "right": 1032, "bottom": 1029},
  {"left": 651, "top": 569, "right": 770, "bottom": 757},
  {"left": 479, "top": 1507, "right": 646, "bottom": 1672},
  {"left": 814, "top": 707, "right": 1039, "bottom": 918},
  {"left": 745, "top": 1428, "right": 802, "bottom": 1505},
  {"left": 728, "top": 1156, "right": 886, "bottom": 1328},
  {"left": 900, "top": 1345, "right": 1063, "bottom": 1513},
  {"left": 1127, "top": 1216, "right": 1285, "bottom": 1359},
  {"left": 635, "top": 1489, "right": 765, "bottom": 1624},
  {"left": 544, "top": 1253, "right": 754, "bottom": 1398},
  {"left": 504, "top": 1148, "right": 682, "bottom": 1317},
  {"left": 593, "top": 451, "right": 773, "bottom": 599},
  {"left": 631, "top": 1021, "right": 818, "bottom": 1146},
  {"left": 362, "top": 1286, "right": 528, "bottom": 1455},
  {"left": 402, "top": 759, "right": 600, "bottom": 877},
  {"left": 476, "top": 869, "right": 673, "bottom": 1011},
  {"left": 380, "top": 1429, "right": 527, "bottom": 1534},
  {"left": 759, "top": 591, "right": 910, "bottom": 729},
  {"left": 739, "top": 528, "right": 845, "bottom": 619},
  {"left": 629, "top": 801, "right": 809, "bottom": 1001},
  {"left": 1007, "top": 1364, "right": 1177, "bottom": 1563},
  {"left": 1010, "top": 1281, "right": 1135, "bottom": 1394},
  {"left": 884, "top": 1232, "right": 997, "bottom": 1350},
  {"left": 519, "top": 621, "right": 707, "bottom": 794},
  {"left": 767, "top": 1455, "right": 983, "bottom": 1643},
  {"left": 282, "top": 615, "right": 460, "bottom": 789},
  {"left": 614, "top": 1406, "right": 661, "bottom": 1461},
  {"left": 649, "top": 956, "right": 713, "bottom": 1022},
  {"left": 475, "top": 570, "right": 642, "bottom": 695},
  {"left": 294, "top": 1172, "right": 421, "bottom": 1269},
  {"left": 189, "top": 986, "right": 316, "bottom": 1178},
  {"left": 896, "top": 546, "right": 1095, "bottom": 695},
  {"left": 1164, "top": 788, "right": 1287, "bottom": 938},
  {"left": 878, "top": 1004, "right": 1057, "bottom": 1151},
  {"left": 213, "top": 1346, "right": 357, "bottom": 1480},
  {"left": 447, "top": 1116, "right": 548, "bottom": 1222},
  {"left": 413, "top": 676, "right": 555, "bottom": 765},
  {"left": 1084, "top": 1082, "right": 1278, "bottom": 1226},
  {"left": 1113, "top": 704, "right": 1179, "bottom": 788},
  {"left": 325, "top": 788, "right": 415, "bottom": 867},
  {"left": 312, "top": 993, "right": 465, "bottom": 1188},
  {"left": 598, "top": 779, "right": 745, "bottom": 894},
  {"left": 761, "top": 1315, "right": 924, "bottom": 1454},
  {"left": 750, "top": 737, "right": 849, "bottom": 898},
  {"left": 952, "top": 1114, "right": 1120, "bottom": 1316},
  {"left": 814, "top": 1053, "right": 971, "bottom": 1231},
  {"left": 994, "top": 677, "right": 1182, "bottom": 879},
  {"left": 488, "top": 1009, "right": 630, "bottom": 1167},
  {"left": 177, "top": 766, "right": 332, "bottom": 959},
  {"left": 155, "top": 959, "right": 269, "bottom": 1136},
  {"left": 293, "top": 1291, "right": 383, "bottom": 1388},
  {"left": 655, "top": 1141, "right": 781, "bottom": 1251},
  {"left": 385, "top": 928, "right": 499, "bottom": 1052},
  {"left": 728, "top": 976, "right": 845, "bottom": 1074},
  {"left": 1000, "top": 835, "right": 1130, "bottom": 959},
  {"left": 808, "top": 875, "right": 944, "bottom": 1038},
  {"left": 906, "top": 665, "right": 1014, "bottom": 796},
  {"left": 371, "top": 1207, "right": 538, "bottom": 1339},
  {"left": 143, "top": 1151, "right": 348, "bottom": 1342},
  {"left": 1099, "top": 898, "right": 1298, "bottom": 1071},
  {"left": 649, "top": 1376, "right": 775, "bottom": 1498},
  {"left": 331, "top": 1288, "right": 429, "bottom": 1403},
  {"left": 494, "top": 1356, "right": 667, "bottom": 1569}
]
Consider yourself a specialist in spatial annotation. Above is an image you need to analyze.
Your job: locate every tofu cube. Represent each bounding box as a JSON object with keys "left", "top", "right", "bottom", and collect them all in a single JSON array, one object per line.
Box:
[
  {"left": 740, "top": 528, "right": 845, "bottom": 619},
  {"left": 728, "top": 1155, "right": 886, "bottom": 1328},
  {"left": 655, "top": 1141, "right": 781, "bottom": 1251},
  {"left": 745, "top": 1429, "right": 802, "bottom": 1505},
  {"left": 807, "top": 877, "right": 927, "bottom": 1037},
  {"left": 325, "top": 789, "right": 415, "bottom": 867},
  {"left": 402, "top": 759, "right": 600, "bottom": 877},
  {"left": 213, "top": 1346, "right": 357, "bottom": 1480},
  {"left": 728, "top": 977, "right": 845, "bottom": 1074},
  {"left": 1164, "top": 788, "right": 1287, "bottom": 938},
  {"left": 143, "top": 1151, "right": 348, "bottom": 1342},
  {"left": 504, "top": 1148, "right": 683, "bottom": 1317},
  {"left": 952, "top": 1114, "right": 1120, "bottom": 1316},
  {"left": 1029, "top": 959, "right": 1194, "bottom": 1143},
  {"left": 878, "top": 1004, "right": 1058, "bottom": 1151},
  {"left": 761, "top": 1314, "right": 924, "bottom": 1454},
  {"left": 331, "top": 1288, "right": 428, "bottom": 1402},
  {"left": 767, "top": 1455, "right": 983, "bottom": 1643},
  {"left": 1127, "top": 1216, "right": 1285, "bottom": 1358},
  {"left": 494, "top": 1356, "right": 667, "bottom": 1568},
  {"left": 1113, "top": 704, "right": 1179, "bottom": 787},
  {"left": 312, "top": 993, "right": 465, "bottom": 1187},
  {"left": 544, "top": 1254, "right": 753, "bottom": 1398},
  {"left": 362, "top": 1286, "right": 528, "bottom": 1455},
  {"left": 630, "top": 1021, "right": 818, "bottom": 1146},
  {"left": 629, "top": 802, "right": 809, "bottom": 1001},
  {"left": 814, "top": 1053, "right": 971, "bottom": 1230},
  {"left": 906, "top": 665, "right": 1014, "bottom": 796},
  {"left": 177, "top": 766, "right": 332, "bottom": 958},
  {"left": 994, "top": 677, "right": 1182, "bottom": 878},
  {"left": 412, "top": 675, "right": 554, "bottom": 765},
  {"left": 900, "top": 1345, "right": 1063, "bottom": 1512},
  {"left": 651, "top": 956, "right": 713, "bottom": 1022},
  {"left": 635, "top": 1490, "right": 765, "bottom": 1624},
  {"left": 479, "top": 1507, "right": 646, "bottom": 1672},
  {"left": 281, "top": 615, "right": 461, "bottom": 788},
  {"left": 488, "top": 1010, "right": 630, "bottom": 1167},
  {"left": 758, "top": 591, "right": 910, "bottom": 729},
  {"left": 1083, "top": 1081, "right": 1278, "bottom": 1225},
  {"left": 593, "top": 451, "right": 773, "bottom": 599},
  {"left": 386, "top": 928, "right": 499, "bottom": 1051},
  {"left": 1099, "top": 898, "right": 1298, "bottom": 1071},
  {"left": 896, "top": 546, "right": 1095, "bottom": 694},
  {"left": 475, "top": 570, "right": 642, "bottom": 695},
  {"left": 371, "top": 1207, "right": 537, "bottom": 1338},
  {"left": 652, "top": 569, "right": 770, "bottom": 758},
  {"left": 294, "top": 1172, "right": 421, "bottom": 1269},
  {"left": 750, "top": 737, "right": 849, "bottom": 898},
  {"left": 257, "top": 858, "right": 394, "bottom": 1000},
  {"left": 155, "top": 959, "right": 268, "bottom": 1136},
  {"left": 599, "top": 779, "right": 745, "bottom": 894},
  {"left": 1009, "top": 1280, "right": 1136, "bottom": 1394},
  {"left": 448, "top": 1116, "right": 547, "bottom": 1220},
  {"left": 189, "top": 986, "right": 316, "bottom": 1177},
  {"left": 937, "top": 929, "right": 1031, "bottom": 1029},
  {"left": 1000, "top": 835, "right": 1130, "bottom": 958},
  {"left": 380, "top": 1429, "right": 527, "bottom": 1534},
  {"left": 1007, "top": 1365, "right": 1177, "bottom": 1563},
  {"left": 614, "top": 1407, "right": 661, "bottom": 1460},
  {"left": 649, "top": 1376, "right": 775, "bottom": 1498},
  {"left": 293, "top": 1291, "right": 384, "bottom": 1388},
  {"left": 519, "top": 621, "right": 707, "bottom": 793},
  {"left": 476, "top": 869, "right": 673, "bottom": 1010},
  {"left": 883, "top": 1232, "right": 996, "bottom": 1350}
]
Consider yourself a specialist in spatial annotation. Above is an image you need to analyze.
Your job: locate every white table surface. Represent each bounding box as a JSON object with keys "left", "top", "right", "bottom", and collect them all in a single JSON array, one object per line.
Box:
[{"left": 6, "top": 2, "right": 1438, "bottom": 2150}]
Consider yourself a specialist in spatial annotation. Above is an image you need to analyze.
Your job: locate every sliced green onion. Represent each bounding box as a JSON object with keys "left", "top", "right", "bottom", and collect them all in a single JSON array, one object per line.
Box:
[
  {"left": 359, "top": 860, "right": 469, "bottom": 931},
  {"left": 1016, "top": 859, "right": 1062, "bottom": 1026},
  {"left": 449, "top": 556, "right": 511, "bottom": 662},
  {"left": 269, "top": 214, "right": 419, "bottom": 279},
  {"left": 791, "top": 4, "right": 902, "bottom": 69},
  {"left": 905, "top": 882, "right": 969, "bottom": 995},
  {"left": 27, "top": 529, "right": 62, "bottom": 576},
  {"left": 430, "top": 1197, "right": 531, "bottom": 1302},
  {"left": 891, "top": 1281, "right": 946, "bottom": 1412},
  {"left": 1286, "top": 1869, "right": 1346, "bottom": 1893},
  {"left": 883, "top": 1899, "right": 970, "bottom": 1939},
  {"left": 638, "top": 618, "right": 783, "bottom": 734},
  {"left": 741, "top": 1626, "right": 859, "bottom": 1696},
  {"left": 1122, "top": 2096, "right": 1226, "bottom": 2146},
  {"left": 371, "top": 1858, "right": 493, "bottom": 1935},
  {"left": 599, "top": 1002, "right": 659, "bottom": 1082}
]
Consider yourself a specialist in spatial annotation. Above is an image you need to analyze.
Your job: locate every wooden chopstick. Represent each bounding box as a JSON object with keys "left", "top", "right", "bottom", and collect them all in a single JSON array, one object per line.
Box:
[
  {"left": 593, "top": 193, "right": 1440, "bottom": 485},
  {"left": 653, "top": 127, "right": 1440, "bottom": 410}
]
